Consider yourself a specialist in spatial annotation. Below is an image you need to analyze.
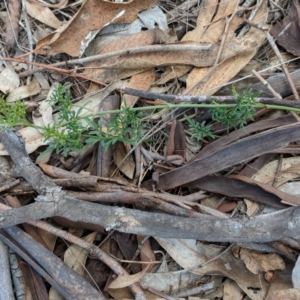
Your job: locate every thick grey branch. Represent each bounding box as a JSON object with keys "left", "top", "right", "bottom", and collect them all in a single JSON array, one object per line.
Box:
[
  {"left": 0, "top": 196, "right": 300, "bottom": 243},
  {"left": 1, "top": 129, "right": 300, "bottom": 243}
]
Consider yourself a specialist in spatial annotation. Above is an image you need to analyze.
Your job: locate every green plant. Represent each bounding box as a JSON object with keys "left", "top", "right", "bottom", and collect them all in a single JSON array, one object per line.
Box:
[
  {"left": 210, "top": 86, "right": 260, "bottom": 132},
  {"left": 185, "top": 115, "right": 217, "bottom": 141},
  {"left": 42, "top": 83, "right": 87, "bottom": 156},
  {"left": 84, "top": 104, "right": 145, "bottom": 151},
  {"left": 2, "top": 83, "right": 300, "bottom": 158},
  {"left": 40, "top": 84, "right": 146, "bottom": 155},
  {"left": 0, "top": 97, "right": 27, "bottom": 129}
]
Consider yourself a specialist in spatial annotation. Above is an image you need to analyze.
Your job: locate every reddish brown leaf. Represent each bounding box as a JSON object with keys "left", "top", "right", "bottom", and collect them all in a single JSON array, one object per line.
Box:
[
  {"left": 270, "top": 0, "right": 300, "bottom": 57},
  {"left": 143, "top": 122, "right": 300, "bottom": 190}
]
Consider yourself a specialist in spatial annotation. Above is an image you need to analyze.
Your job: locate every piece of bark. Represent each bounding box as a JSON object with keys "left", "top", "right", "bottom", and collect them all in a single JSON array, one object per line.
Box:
[
  {"left": 142, "top": 123, "right": 300, "bottom": 190},
  {"left": 0, "top": 227, "right": 106, "bottom": 300},
  {"left": 270, "top": 0, "right": 300, "bottom": 57},
  {"left": 239, "top": 153, "right": 275, "bottom": 177},
  {"left": 96, "top": 94, "right": 120, "bottom": 177},
  {"left": 190, "top": 114, "right": 294, "bottom": 162},
  {"left": 186, "top": 176, "right": 287, "bottom": 208}
]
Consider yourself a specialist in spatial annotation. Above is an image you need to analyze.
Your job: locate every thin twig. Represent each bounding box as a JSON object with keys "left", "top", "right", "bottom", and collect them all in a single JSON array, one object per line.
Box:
[
  {"left": 3, "top": 57, "right": 107, "bottom": 86},
  {"left": 10, "top": 43, "right": 211, "bottom": 78},
  {"left": 214, "top": 1, "right": 239, "bottom": 66},
  {"left": 124, "top": 87, "right": 300, "bottom": 108},
  {"left": 251, "top": 69, "right": 282, "bottom": 99}
]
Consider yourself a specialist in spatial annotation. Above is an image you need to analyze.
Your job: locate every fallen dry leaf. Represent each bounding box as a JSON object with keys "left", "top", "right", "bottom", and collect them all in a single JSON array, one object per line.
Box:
[
  {"left": 83, "top": 28, "right": 167, "bottom": 83},
  {"left": 238, "top": 248, "right": 285, "bottom": 274},
  {"left": 0, "top": 66, "right": 19, "bottom": 94},
  {"left": 155, "top": 237, "right": 268, "bottom": 300},
  {"left": 34, "top": 0, "right": 158, "bottom": 56},
  {"left": 186, "top": 0, "right": 268, "bottom": 95},
  {"left": 113, "top": 142, "right": 135, "bottom": 179},
  {"left": 108, "top": 265, "right": 149, "bottom": 289},
  {"left": 143, "top": 123, "right": 300, "bottom": 190},
  {"left": 223, "top": 279, "right": 244, "bottom": 300},
  {"left": 26, "top": 0, "right": 62, "bottom": 29},
  {"left": 122, "top": 69, "right": 155, "bottom": 108},
  {"left": 270, "top": 0, "right": 300, "bottom": 57},
  {"left": 266, "top": 288, "right": 300, "bottom": 300},
  {"left": 6, "top": 77, "right": 41, "bottom": 103}
]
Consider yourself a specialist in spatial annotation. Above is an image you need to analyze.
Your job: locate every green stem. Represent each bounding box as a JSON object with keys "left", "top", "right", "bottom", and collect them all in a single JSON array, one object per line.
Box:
[
  {"left": 32, "top": 103, "right": 300, "bottom": 130},
  {"left": 81, "top": 103, "right": 300, "bottom": 117}
]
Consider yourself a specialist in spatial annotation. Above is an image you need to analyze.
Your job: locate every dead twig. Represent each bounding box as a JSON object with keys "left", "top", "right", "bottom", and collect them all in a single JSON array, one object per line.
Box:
[
  {"left": 251, "top": 69, "right": 282, "bottom": 99},
  {"left": 124, "top": 87, "right": 300, "bottom": 108}
]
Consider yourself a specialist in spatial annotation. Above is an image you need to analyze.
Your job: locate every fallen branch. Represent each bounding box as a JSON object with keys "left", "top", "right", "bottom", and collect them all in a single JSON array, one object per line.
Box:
[{"left": 1, "top": 128, "right": 300, "bottom": 244}]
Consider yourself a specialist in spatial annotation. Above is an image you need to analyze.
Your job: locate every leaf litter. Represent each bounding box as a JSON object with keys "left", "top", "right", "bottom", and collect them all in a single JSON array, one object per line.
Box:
[{"left": 1, "top": 0, "right": 300, "bottom": 299}]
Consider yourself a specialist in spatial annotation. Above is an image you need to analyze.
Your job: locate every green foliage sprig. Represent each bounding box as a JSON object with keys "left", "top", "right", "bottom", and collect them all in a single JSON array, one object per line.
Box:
[
  {"left": 185, "top": 115, "right": 217, "bottom": 141},
  {"left": 0, "top": 97, "right": 27, "bottom": 129},
  {"left": 85, "top": 105, "right": 145, "bottom": 151},
  {"left": 40, "top": 84, "right": 146, "bottom": 155},
  {"left": 210, "top": 86, "right": 260, "bottom": 132},
  {"left": 42, "top": 83, "right": 87, "bottom": 156}
]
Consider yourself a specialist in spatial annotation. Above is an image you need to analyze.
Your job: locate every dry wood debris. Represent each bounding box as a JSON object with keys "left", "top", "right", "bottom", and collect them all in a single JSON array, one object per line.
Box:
[{"left": 1, "top": 0, "right": 300, "bottom": 299}]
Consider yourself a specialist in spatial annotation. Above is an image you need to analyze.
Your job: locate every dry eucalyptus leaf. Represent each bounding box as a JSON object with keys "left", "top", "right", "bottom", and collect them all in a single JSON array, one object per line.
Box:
[
  {"left": 186, "top": 0, "right": 268, "bottom": 95},
  {"left": 26, "top": 0, "right": 62, "bottom": 29},
  {"left": 83, "top": 28, "right": 168, "bottom": 83},
  {"left": 122, "top": 69, "right": 155, "bottom": 108},
  {"left": 6, "top": 77, "right": 41, "bottom": 103},
  {"left": 108, "top": 265, "right": 149, "bottom": 289},
  {"left": 35, "top": 0, "right": 158, "bottom": 56},
  {"left": 0, "top": 66, "right": 20, "bottom": 94},
  {"left": 155, "top": 238, "right": 267, "bottom": 300},
  {"left": 113, "top": 143, "right": 135, "bottom": 179},
  {"left": 239, "top": 248, "right": 285, "bottom": 274}
]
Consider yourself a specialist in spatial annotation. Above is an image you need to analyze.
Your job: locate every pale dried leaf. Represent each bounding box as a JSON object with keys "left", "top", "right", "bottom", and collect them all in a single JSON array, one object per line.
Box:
[
  {"left": 139, "top": 271, "right": 204, "bottom": 296},
  {"left": 0, "top": 127, "right": 46, "bottom": 156},
  {"left": 239, "top": 248, "right": 285, "bottom": 274},
  {"left": 155, "top": 238, "right": 268, "bottom": 300},
  {"left": 32, "top": 83, "right": 57, "bottom": 131},
  {"left": 251, "top": 157, "right": 300, "bottom": 188},
  {"left": 122, "top": 69, "right": 155, "bottom": 108},
  {"left": 64, "top": 232, "right": 97, "bottom": 276},
  {"left": 26, "top": 0, "right": 62, "bottom": 29},
  {"left": 6, "top": 77, "right": 41, "bottom": 103},
  {"left": 266, "top": 288, "right": 300, "bottom": 300},
  {"left": 0, "top": 66, "right": 20, "bottom": 94},
  {"left": 85, "top": 19, "right": 146, "bottom": 57},
  {"left": 84, "top": 29, "right": 168, "bottom": 82},
  {"left": 114, "top": 143, "right": 135, "bottom": 179},
  {"left": 223, "top": 279, "right": 244, "bottom": 300},
  {"left": 35, "top": 0, "right": 158, "bottom": 56},
  {"left": 186, "top": 0, "right": 268, "bottom": 95},
  {"left": 108, "top": 265, "right": 149, "bottom": 289},
  {"left": 138, "top": 6, "right": 168, "bottom": 32},
  {"left": 5, "top": 0, "right": 21, "bottom": 48}
]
